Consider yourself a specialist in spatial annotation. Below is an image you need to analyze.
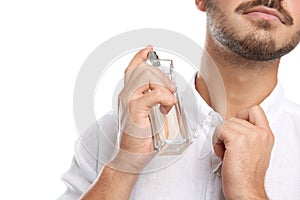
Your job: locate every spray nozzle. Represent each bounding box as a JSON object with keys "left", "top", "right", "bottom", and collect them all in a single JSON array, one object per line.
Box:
[{"left": 148, "top": 51, "right": 161, "bottom": 67}]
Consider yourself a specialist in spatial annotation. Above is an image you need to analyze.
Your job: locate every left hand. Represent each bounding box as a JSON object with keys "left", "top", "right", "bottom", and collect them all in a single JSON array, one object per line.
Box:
[{"left": 213, "top": 106, "right": 274, "bottom": 200}]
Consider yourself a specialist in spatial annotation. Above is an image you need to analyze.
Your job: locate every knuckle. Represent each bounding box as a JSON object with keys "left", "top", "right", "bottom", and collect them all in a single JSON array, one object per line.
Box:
[
  {"left": 266, "top": 129, "right": 275, "bottom": 143},
  {"left": 152, "top": 89, "right": 163, "bottom": 97},
  {"left": 218, "top": 121, "right": 231, "bottom": 137},
  {"left": 118, "top": 91, "right": 128, "bottom": 107},
  {"left": 171, "top": 95, "right": 177, "bottom": 104},
  {"left": 223, "top": 120, "right": 235, "bottom": 131},
  {"left": 124, "top": 66, "right": 131, "bottom": 74},
  {"left": 221, "top": 120, "right": 228, "bottom": 129},
  {"left": 220, "top": 121, "right": 229, "bottom": 133},
  {"left": 153, "top": 89, "right": 175, "bottom": 105},
  {"left": 237, "top": 133, "right": 248, "bottom": 143},
  {"left": 269, "top": 133, "right": 275, "bottom": 145},
  {"left": 260, "top": 128, "right": 271, "bottom": 138},
  {"left": 128, "top": 98, "right": 138, "bottom": 109},
  {"left": 250, "top": 105, "right": 262, "bottom": 113},
  {"left": 118, "top": 91, "right": 123, "bottom": 102},
  {"left": 257, "top": 128, "right": 274, "bottom": 143},
  {"left": 215, "top": 124, "right": 223, "bottom": 137}
]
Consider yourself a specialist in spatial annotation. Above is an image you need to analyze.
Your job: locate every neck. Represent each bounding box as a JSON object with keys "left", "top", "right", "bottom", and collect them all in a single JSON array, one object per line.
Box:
[{"left": 196, "top": 33, "right": 279, "bottom": 119}]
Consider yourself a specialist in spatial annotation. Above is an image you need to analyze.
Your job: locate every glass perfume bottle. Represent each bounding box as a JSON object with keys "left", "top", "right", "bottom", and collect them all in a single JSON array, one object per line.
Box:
[{"left": 147, "top": 51, "right": 192, "bottom": 155}]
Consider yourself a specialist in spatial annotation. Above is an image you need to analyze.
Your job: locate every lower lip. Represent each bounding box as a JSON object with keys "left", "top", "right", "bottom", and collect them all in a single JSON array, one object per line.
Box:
[{"left": 245, "top": 12, "right": 281, "bottom": 23}]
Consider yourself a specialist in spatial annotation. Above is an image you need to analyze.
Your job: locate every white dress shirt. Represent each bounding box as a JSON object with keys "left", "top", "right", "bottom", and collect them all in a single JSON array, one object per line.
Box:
[{"left": 58, "top": 79, "right": 300, "bottom": 200}]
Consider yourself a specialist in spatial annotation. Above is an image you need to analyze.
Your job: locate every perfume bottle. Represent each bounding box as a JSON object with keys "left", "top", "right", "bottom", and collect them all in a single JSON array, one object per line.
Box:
[{"left": 147, "top": 51, "right": 192, "bottom": 155}]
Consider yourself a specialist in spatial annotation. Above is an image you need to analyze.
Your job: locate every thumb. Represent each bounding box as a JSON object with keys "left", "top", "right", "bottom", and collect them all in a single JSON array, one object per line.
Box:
[
  {"left": 213, "top": 125, "right": 225, "bottom": 159},
  {"left": 214, "top": 140, "right": 225, "bottom": 160}
]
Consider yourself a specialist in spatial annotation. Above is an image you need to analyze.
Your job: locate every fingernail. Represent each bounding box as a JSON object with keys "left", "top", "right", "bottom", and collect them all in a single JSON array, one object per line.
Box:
[
  {"left": 174, "top": 95, "right": 178, "bottom": 104},
  {"left": 146, "top": 45, "right": 153, "bottom": 49},
  {"left": 159, "top": 106, "right": 167, "bottom": 115},
  {"left": 168, "top": 81, "right": 177, "bottom": 92}
]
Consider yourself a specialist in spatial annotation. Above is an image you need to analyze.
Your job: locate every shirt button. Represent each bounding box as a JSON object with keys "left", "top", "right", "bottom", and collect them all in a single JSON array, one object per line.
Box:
[
  {"left": 211, "top": 115, "right": 221, "bottom": 126},
  {"left": 192, "top": 128, "right": 199, "bottom": 138},
  {"left": 193, "top": 124, "right": 204, "bottom": 138},
  {"left": 216, "top": 171, "right": 222, "bottom": 177},
  {"left": 215, "top": 165, "right": 222, "bottom": 177},
  {"left": 211, "top": 117, "right": 218, "bottom": 124}
]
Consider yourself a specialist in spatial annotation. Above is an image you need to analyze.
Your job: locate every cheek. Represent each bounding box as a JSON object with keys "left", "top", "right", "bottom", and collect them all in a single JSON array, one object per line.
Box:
[
  {"left": 217, "top": 0, "right": 240, "bottom": 12},
  {"left": 286, "top": 1, "right": 300, "bottom": 23},
  {"left": 291, "top": 7, "right": 300, "bottom": 32}
]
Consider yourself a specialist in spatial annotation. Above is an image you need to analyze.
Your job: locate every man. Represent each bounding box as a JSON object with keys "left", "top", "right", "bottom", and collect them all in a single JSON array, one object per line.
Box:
[{"left": 59, "top": 0, "right": 300, "bottom": 199}]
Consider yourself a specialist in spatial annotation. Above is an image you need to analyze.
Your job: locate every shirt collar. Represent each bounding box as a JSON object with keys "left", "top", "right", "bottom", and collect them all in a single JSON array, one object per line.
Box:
[
  {"left": 181, "top": 75, "right": 285, "bottom": 175},
  {"left": 180, "top": 74, "right": 220, "bottom": 131},
  {"left": 182, "top": 75, "right": 285, "bottom": 127}
]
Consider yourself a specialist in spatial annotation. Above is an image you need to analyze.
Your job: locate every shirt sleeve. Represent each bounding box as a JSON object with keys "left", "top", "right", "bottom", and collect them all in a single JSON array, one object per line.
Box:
[{"left": 58, "top": 113, "right": 119, "bottom": 199}]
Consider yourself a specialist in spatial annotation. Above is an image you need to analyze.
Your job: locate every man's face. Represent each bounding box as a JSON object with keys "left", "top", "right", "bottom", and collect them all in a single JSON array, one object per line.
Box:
[{"left": 206, "top": 0, "right": 300, "bottom": 61}]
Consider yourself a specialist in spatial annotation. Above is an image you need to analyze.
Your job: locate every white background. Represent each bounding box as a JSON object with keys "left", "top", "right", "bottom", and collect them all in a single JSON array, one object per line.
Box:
[{"left": 0, "top": 0, "right": 299, "bottom": 199}]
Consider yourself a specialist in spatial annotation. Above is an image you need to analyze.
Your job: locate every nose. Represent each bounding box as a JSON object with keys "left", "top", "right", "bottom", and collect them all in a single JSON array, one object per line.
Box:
[
  {"left": 262, "top": 0, "right": 283, "bottom": 9},
  {"left": 268, "top": 0, "right": 272, "bottom": 7}
]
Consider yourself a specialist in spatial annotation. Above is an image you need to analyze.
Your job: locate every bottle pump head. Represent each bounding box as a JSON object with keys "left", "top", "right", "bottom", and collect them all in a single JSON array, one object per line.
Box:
[{"left": 148, "top": 51, "right": 161, "bottom": 67}]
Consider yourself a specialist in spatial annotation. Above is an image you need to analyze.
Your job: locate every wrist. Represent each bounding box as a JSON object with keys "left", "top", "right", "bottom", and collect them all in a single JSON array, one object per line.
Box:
[
  {"left": 80, "top": 164, "right": 139, "bottom": 199},
  {"left": 108, "top": 150, "right": 155, "bottom": 173},
  {"left": 101, "top": 164, "right": 139, "bottom": 188},
  {"left": 227, "top": 188, "right": 268, "bottom": 200},
  {"left": 246, "top": 189, "right": 268, "bottom": 200},
  {"left": 107, "top": 156, "right": 145, "bottom": 175}
]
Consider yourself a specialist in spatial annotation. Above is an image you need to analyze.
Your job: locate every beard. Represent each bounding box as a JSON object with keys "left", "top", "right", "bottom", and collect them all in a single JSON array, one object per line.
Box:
[{"left": 205, "top": 0, "right": 300, "bottom": 61}]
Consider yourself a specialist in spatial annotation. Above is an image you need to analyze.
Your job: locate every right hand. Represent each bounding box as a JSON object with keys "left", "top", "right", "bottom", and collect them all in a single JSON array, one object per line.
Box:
[{"left": 109, "top": 46, "right": 177, "bottom": 173}]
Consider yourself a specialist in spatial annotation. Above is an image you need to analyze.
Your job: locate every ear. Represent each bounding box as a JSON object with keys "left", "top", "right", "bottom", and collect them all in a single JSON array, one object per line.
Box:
[{"left": 195, "top": 0, "right": 206, "bottom": 12}]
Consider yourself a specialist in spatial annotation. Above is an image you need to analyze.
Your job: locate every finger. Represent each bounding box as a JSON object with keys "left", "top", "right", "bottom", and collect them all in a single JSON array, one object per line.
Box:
[
  {"left": 125, "top": 87, "right": 177, "bottom": 129},
  {"left": 213, "top": 122, "right": 235, "bottom": 160},
  {"left": 159, "top": 104, "right": 174, "bottom": 115},
  {"left": 212, "top": 119, "right": 247, "bottom": 159},
  {"left": 213, "top": 119, "right": 251, "bottom": 143},
  {"left": 128, "top": 81, "right": 177, "bottom": 115},
  {"left": 227, "top": 117, "right": 254, "bottom": 129},
  {"left": 119, "top": 86, "right": 177, "bottom": 137},
  {"left": 236, "top": 106, "right": 270, "bottom": 129},
  {"left": 125, "top": 45, "right": 153, "bottom": 74},
  {"left": 133, "top": 87, "right": 177, "bottom": 110},
  {"left": 128, "top": 82, "right": 176, "bottom": 104},
  {"left": 123, "top": 65, "right": 177, "bottom": 96}
]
